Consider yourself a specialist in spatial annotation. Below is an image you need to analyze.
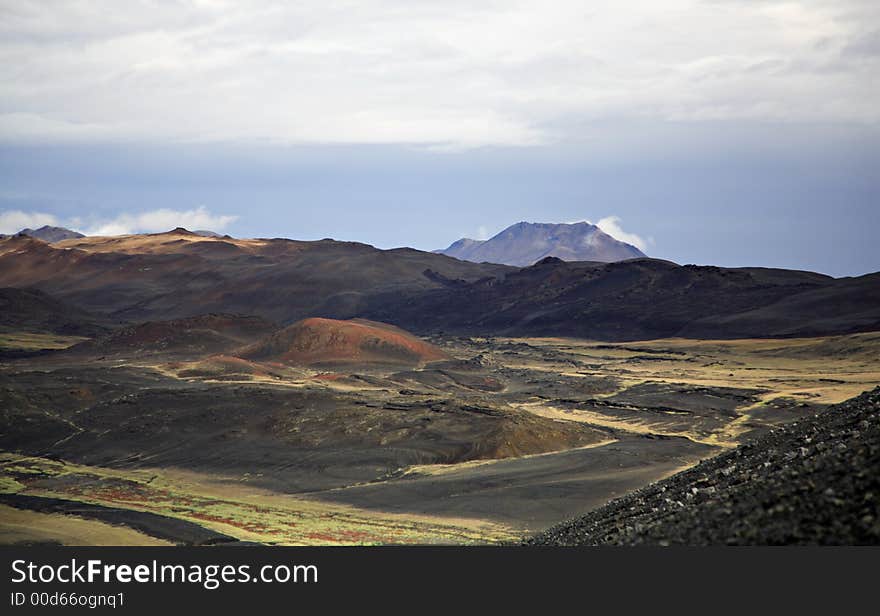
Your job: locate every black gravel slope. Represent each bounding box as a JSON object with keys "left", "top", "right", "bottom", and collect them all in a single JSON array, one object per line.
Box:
[{"left": 527, "top": 387, "right": 880, "bottom": 546}]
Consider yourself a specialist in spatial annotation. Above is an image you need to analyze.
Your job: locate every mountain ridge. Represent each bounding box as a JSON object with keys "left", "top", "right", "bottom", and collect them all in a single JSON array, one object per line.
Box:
[
  {"left": 1, "top": 228, "right": 878, "bottom": 342},
  {"left": 362, "top": 257, "right": 880, "bottom": 341},
  {"left": 0, "top": 228, "right": 512, "bottom": 325}
]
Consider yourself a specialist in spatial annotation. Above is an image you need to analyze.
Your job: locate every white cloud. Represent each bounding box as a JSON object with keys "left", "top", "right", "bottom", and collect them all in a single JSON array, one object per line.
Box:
[
  {"left": 80, "top": 206, "right": 238, "bottom": 236},
  {"left": 0, "top": 206, "right": 237, "bottom": 236},
  {"left": 0, "top": 210, "right": 57, "bottom": 234},
  {"left": 595, "top": 216, "right": 650, "bottom": 252},
  {"left": 0, "top": 1, "right": 876, "bottom": 149}
]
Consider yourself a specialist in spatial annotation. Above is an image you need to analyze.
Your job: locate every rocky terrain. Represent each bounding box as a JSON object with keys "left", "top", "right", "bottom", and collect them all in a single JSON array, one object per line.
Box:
[
  {"left": 3, "top": 319, "right": 876, "bottom": 544},
  {"left": 527, "top": 387, "right": 880, "bottom": 545},
  {"left": 0, "top": 227, "right": 878, "bottom": 545},
  {"left": 436, "top": 221, "right": 645, "bottom": 266}
]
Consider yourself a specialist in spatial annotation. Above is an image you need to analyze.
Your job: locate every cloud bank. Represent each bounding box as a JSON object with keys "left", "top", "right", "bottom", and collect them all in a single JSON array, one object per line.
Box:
[
  {"left": 82, "top": 206, "right": 238, "bottom": 236},
  {"left": 0, "top": 206, "right": 237, "bottom": 236},
  {"left": 0, "top": 210, "right": 58, "bottom": 234},
  {"left": 0, "top": 1, "right": 877, "bottom": 149}
]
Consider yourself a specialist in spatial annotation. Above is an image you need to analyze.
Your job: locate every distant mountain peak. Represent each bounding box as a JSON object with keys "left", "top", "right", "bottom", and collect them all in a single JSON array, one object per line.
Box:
[
  {"left": 155, "top": 227, "right": 228, "bottom": 238},
  {"left": 436, "top": 221, "right": 645, "bottom": 267},
  {"left": 15, "top": 225, "right": 84, "bottom": 243}
]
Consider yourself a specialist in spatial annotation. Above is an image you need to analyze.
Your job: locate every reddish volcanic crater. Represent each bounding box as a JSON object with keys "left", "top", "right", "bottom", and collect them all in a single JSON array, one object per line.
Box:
[{"left": 237, "top": 318, "right": 449, "bottom": 367}]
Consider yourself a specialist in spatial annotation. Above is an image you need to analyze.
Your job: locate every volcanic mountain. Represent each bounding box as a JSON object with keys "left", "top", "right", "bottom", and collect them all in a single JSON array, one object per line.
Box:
[
  {"left": 238, "top": 318, "right": 449, "bottom": 367},
  {"left": 436, "top": 221, "right": 645, "bottom": 266}
]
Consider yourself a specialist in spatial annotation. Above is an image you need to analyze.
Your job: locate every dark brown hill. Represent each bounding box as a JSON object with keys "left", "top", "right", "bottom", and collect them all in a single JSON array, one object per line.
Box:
[
  {"left": 0, "top": 230, "right": 510, "bottom": 325},
  {"left": 363, "top": 257, "right": 880, "bottom": 340},
  {"left": 71, "top": 314, "right": 277, "bottom": 358},
  {"left": 0, "top": 287, "right": 111, "bottom": 336}
]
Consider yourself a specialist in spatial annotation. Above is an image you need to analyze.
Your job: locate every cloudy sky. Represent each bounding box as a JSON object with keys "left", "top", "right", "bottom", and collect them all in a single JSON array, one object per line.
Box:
[{"left": 1, "top": 0, "right": 878, "bottom": 275}]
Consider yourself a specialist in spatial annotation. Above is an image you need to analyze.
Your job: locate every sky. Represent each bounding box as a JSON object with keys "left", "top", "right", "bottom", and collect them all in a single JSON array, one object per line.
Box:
[{"left": 0, "top": 0, "right": 878, "bottom": 276}]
